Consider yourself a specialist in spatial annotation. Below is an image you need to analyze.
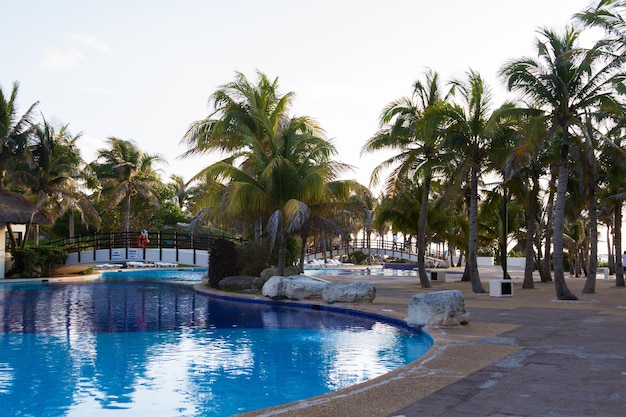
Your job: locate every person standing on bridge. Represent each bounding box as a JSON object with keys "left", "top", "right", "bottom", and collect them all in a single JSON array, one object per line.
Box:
[{"left": 392, "top": 233, "right": 398, "bottom": 250}]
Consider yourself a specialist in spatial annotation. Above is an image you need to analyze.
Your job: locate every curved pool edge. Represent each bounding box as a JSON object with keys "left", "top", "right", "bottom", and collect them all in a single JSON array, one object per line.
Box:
[
  {"left": 192, "top": 283, "right": 520, "bottom": 417},
  {"left": 193, "top": 284, "right": 445, "bottom": 416}
]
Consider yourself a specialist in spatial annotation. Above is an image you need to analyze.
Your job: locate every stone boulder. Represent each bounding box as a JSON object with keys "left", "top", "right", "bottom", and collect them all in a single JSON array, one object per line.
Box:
[
  {"left": 405, "top": 290, "right": 470, "bottom": 327},
  {"left": 322, "top": 282, "right": 376, "bottom": 304},
  {"left": 262, "top": 276, "right": 287, "bottom": 299},
  {"left": 260, "top": 266, "right": 300, "bottom": 282},
  {"left": 284, "top": 276, "right": 327, "bottom": 300},
  {"left": 218, "top": 275, "right": 261, "bottom": 291},
  {"left": 262, "top": 275, "right": 327, "bottom": 300}
]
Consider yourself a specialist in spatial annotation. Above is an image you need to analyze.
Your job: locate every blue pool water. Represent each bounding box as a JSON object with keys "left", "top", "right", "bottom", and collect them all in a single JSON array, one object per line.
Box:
[{"left": 0, "top": 273, "right": 431, "bottom": 417}]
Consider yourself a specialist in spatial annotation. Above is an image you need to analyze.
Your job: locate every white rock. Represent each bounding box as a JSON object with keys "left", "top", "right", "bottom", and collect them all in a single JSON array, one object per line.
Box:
[
  {"left": 322, "top": 282, "right": 376, "bottom": 304},
  {"left": 405, "top": 290, "right": 470, "bottom": 327},
  {"left": 262, "top": 276, "right": 287, "bottom": 299},
  {"left": 262, "top": 275, "right": 327, "bottom": 300},
  {"left": 284, "top": 275, "right": 326, "bottom": 300}
]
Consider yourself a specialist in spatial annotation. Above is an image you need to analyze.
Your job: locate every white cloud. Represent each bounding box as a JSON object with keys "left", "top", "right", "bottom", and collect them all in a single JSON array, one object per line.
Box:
[
  {"left": 39, "top": 48, "right": 84, "bottom": 71},
  {"left": 38, "top": 33, "right": 109, "bottom": 72},
  {"left": 69, "top": 33, "right": 110, "bottom": 53}
]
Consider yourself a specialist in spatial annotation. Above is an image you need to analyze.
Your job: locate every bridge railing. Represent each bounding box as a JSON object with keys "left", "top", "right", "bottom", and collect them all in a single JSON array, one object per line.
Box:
[
  {"left": 305, "top": 238, "right": 447, "bottom": 260},
  {"left": 48, "top": 231, "right": 245, "bottom": 260}
]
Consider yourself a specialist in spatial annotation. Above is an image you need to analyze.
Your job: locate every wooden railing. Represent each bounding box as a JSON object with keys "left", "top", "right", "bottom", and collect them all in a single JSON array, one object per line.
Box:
[{"left": 47, "top": 230, "right": 245, "bottom": 263}]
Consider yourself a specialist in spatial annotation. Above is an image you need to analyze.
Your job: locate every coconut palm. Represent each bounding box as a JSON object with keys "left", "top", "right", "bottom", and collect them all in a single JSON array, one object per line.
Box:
[
  {"left": 182, "top": 70, "right": 294, "bottom": 241},
  {"left": 596, "top": 118, "right": 626, "bottom": 287},
  {"left": 432, "top": 70, "right": 514, "bottom": 293},
  {"left": 169, "top": 174, "right": 190, "bottom": 211},
  {"left": 93, "top": 137, "right": 165, "bottom": 233},
  {"left": 201, "top": 115, "right": 347, "bottom": 275},
  {"left": 0, "top": 81, "right": 38, "bottom": 188},
  {"left": 362, "top": 69, "right": 449, "bottom": 288},
  {"left": 7, "top": 118, "right": 99, "bottom": 246},
  {"left": 500, "top": 26, "right": 623, "bottom": 299}
]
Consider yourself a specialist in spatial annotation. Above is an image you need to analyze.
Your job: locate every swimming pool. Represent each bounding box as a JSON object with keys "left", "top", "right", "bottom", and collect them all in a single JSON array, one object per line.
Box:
[{"left": 0, "top": 274, "right": 431, "bottom": 416}]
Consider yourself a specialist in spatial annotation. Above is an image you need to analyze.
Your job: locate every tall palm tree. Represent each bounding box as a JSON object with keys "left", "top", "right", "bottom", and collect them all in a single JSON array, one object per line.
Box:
[
  {"left": 500, "top": 26, "right": 623, "bottom": 299},
  {"left": 0, "top": 81, "right": 38, "bottom": 188},
  {"left": 434, "top": 70, "right": 513, "bottom": 293},
  {"left": 362, "top": 70, "right": 449, "bottom": 288},
  {"left": 597, "top": 118, "right": 626, "bottom": 286},
  {"left": 94, "top": 137, "right": 164, "bottom": 233},
  {"left": 503, "top": 113, "right": 555, "bottom": 288}
]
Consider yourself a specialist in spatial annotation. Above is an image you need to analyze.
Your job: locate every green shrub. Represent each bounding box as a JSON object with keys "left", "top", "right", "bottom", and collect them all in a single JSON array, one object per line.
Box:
[
  {"left": 349, "top": 250, "right": 367, "bottom": 265},
  {"left": 11, "top": 246, "right": 66, "bottom": 278},
  {"left": 238, "top": 241, "right": 271, "bottom": 277}
]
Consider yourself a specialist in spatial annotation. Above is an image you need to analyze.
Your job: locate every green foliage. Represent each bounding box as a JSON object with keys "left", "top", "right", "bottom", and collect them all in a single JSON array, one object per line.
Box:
[
  {"left": 11, "top": 246, "right": 66, "bottom": 278},
  {"left": 508, "top": 250, "right": 524, "bottom": 258},
  {"left": 349, "top": 250, "right": 367, "bottom": 265},
  {"left": 208, "top": 238, "right": 240, "bottom": 288},
  {"left": 270, "top": 235, "right": 300, "bottom": 267},
  {"left": 238, "top": 241, "right": 271, "bottom": 277},
  {"left": 157, "top": 200, "right": 189, "bottom": 226}
]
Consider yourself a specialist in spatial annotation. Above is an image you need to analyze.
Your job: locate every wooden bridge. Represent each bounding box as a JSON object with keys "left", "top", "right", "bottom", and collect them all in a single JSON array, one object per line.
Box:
[
  {"left": 54, "top": 231, "right": 243, "bottom": 268},
  {"left": 305, "top": 239, "right": 447, "bottom": 264}
]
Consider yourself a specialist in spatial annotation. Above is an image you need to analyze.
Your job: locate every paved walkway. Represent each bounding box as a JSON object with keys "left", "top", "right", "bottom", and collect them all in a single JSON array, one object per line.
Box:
[{"left": 234, "top": 267, "right": 626, "bottom": 417}]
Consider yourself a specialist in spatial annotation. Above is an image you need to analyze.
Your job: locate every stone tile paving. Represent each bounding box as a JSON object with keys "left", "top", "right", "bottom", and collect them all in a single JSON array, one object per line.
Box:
[{"left": 390, "top": 304, "right": 626, "bottom": 417}]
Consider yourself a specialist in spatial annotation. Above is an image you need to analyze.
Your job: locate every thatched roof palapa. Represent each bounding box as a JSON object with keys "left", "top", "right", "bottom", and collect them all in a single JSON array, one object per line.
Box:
[{"left": 0, "top": 188, "right": 53, "bottom": 224}]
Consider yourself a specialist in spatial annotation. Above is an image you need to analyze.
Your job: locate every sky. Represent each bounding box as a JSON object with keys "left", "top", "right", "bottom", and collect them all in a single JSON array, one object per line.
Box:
[{"left": 1, "top": 0, "right": 594, "bottom": 190}]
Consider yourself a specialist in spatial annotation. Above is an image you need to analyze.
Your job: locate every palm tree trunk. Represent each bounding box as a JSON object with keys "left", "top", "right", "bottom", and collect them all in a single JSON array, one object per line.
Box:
[
  {"left": 614, "top": 202, "right": 624, "bottom": 286},
  {"left": 277, "top": 231, "right": 287, "bottom": 276},
  {"left": 298, "top": 232, "right": 308, "bottom": 273},
  {"left": 607, "top": 227, "right": 614, "bottom": 274},
  {"left": 417, "top": 172, "right": 432, "bottom": 288},
  {"left": 124, "top": 192, "right": 131, "bottom": 233},
  {"left": 542, "top": 171, "right": 556, "bottom": 282},
  {"left": 468, "top": 165, "right": 485, "bottom": 293},
  {"left": 522, "top": 193, "right": 537, "bottom": 289},
  {"left": 552, "top": 136, "right": 578, "bottom": 300},
  {"left": 68, "top": 206, "right": 75, "bottom": 244},
  {"left": 583, "top": 157, "right": 598, "bottom": 294}
]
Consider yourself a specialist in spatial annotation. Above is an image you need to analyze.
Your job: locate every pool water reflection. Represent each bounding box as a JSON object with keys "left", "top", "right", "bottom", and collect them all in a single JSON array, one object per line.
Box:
[{"left": 0, "top": 278, "right": 431, "bottom": 416}]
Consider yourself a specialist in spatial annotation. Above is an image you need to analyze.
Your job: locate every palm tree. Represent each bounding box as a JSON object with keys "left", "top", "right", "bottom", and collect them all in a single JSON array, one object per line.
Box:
[
  {"left": 7, "top": 118, "right": 98, "bottom": 246},
  {"left": 181, "top": 70, "right": 294, "bottom": 241},
  {"left": 362, "top": 69, "right": 449, "bottom": 288},
  {"left": 503, "top": 113, "right": 555, "bottom": 288},
  {"left": 202, "top": 115, "right": 346, "bottom": 275},
  {"left": 0, "top": 81, "right": 38, "bottom": 188},
  {"left": 169, "top": 174, "right": 190, "bottom": 211},
  {"left": 597, "top": 119, "right": 626, "bottom": 287},
  {"left": 182, "top": 71, "right": 351, "bottom": 274},
  {"left": 93, "top": 137, "right": 165, "bottom": 233},
  {"left": 500, "top": 26, "right": 623, "bottom": 299},
  {"left": 433, "top": 70, "right": 513, "bottom": 293}
]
